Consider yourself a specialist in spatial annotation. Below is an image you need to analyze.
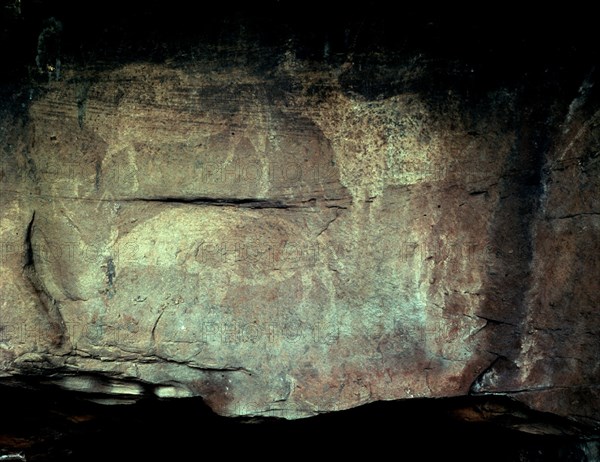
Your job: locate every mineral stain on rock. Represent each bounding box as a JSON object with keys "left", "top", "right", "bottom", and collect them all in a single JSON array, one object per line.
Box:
[{"left": 105, "top": 257, "right": 116, "bottom": 298}]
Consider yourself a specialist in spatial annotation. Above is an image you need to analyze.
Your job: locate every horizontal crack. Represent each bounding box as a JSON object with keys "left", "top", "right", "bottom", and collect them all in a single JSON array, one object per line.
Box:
[
  {"left": 124, "top": 196, "right": 294, "bottom": 209},
  {"left": 64, "top": 348, "right": 253, "bottom": 375},
  {"left": 1, "top": 189, "right": 352, "bottom": 209},
  {"left": 502, "top": 384, "right": 600, "bottom": 394},
  {"left": 122, "top": 196, "right": 351, "bottom": 210},
  {"left": 546, "top": 211, "right": 600, "bottom": 220}
]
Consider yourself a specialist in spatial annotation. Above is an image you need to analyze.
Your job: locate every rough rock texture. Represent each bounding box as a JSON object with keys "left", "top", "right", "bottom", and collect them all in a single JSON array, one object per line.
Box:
[{"left": 0, "top": 4, "right": 598, "bottom": 430}]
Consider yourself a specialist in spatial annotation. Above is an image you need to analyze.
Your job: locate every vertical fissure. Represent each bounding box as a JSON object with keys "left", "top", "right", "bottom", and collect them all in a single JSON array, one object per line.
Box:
[{"left": 22, "top": 212, "right": 69, "bottom": 350}]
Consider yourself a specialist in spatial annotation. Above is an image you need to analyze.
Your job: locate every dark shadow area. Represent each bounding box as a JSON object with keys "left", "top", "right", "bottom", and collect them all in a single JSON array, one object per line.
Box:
[
  {"left": 2, "top": 0, "right": 597, "bottom": 141},
  {"left": 2, "top": 1, "right": 597, "bottom": 79},
  {"left": 0, "top": 382, "right": 597, "bottom": 461}
]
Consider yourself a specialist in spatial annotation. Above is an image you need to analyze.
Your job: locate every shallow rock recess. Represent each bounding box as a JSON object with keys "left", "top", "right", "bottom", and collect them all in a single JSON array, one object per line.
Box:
[{"left": 0, "top": 2, "right": 598, "bottom": 433}]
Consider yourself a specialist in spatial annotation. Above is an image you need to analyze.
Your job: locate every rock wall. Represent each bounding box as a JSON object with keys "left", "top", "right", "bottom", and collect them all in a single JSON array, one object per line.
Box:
[{"left": 0, "top": 3, "right": 598, "bottom": 429}]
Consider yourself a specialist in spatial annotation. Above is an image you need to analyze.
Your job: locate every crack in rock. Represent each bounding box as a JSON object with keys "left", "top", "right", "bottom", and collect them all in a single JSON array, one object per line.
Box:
[{"left": 21, "top": 212, "right": 69, "bottom": 350}]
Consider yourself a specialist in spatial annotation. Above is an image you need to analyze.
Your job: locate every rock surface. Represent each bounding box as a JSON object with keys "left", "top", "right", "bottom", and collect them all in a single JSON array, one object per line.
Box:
[{"left": 0, "top": 4, "right": 598, "bottom": 429}]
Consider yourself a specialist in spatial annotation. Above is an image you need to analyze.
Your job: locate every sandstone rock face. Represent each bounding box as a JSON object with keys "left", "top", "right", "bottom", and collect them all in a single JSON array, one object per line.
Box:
[{"left": 0, "top": 19, "right": 598, "bottom": 428}]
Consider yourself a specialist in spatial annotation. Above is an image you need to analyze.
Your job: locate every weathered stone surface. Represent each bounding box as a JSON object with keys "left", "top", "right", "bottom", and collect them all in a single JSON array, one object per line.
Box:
[{"left": 0, "top": 8, "right": 598, "bottom": 430}]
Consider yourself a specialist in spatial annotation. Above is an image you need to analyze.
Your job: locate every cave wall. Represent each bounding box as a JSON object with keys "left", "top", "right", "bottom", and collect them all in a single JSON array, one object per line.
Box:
[{"left": 0, "top": 1, "right": 598, "bottom": 428}]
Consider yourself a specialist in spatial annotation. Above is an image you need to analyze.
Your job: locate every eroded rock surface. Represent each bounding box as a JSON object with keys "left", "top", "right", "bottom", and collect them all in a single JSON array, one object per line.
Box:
[{"left": 0, "top": 8, "right": 598, "bottom": 429}]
